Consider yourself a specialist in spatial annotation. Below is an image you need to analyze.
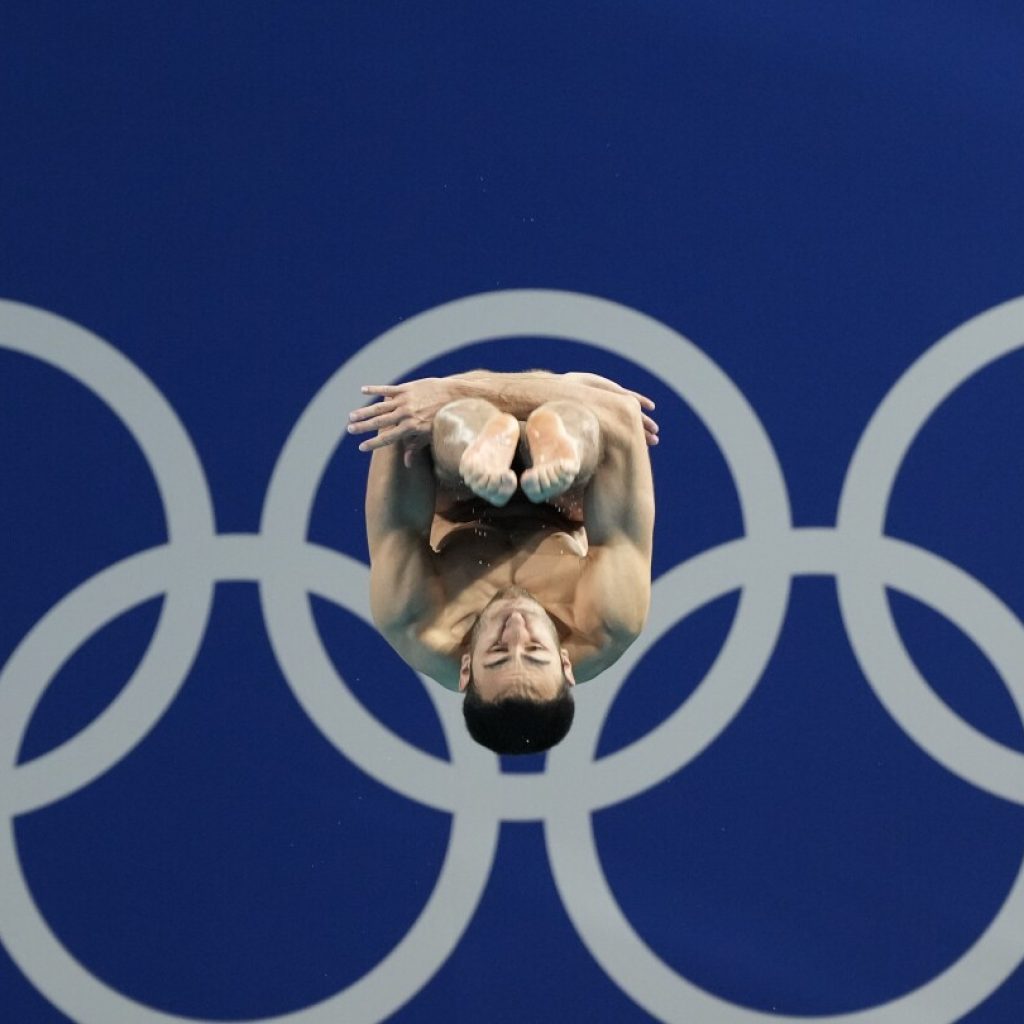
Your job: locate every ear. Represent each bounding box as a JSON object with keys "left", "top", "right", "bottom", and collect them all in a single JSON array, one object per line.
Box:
[
  {"left": 458, "top": 652, "right": 472, "bottom": 692},
  {"left": 560, "top": 648, "right": 576, "bottom": 687}
]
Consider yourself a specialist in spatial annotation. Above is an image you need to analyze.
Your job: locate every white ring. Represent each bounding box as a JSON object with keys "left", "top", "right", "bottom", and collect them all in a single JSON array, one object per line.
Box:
[
  {"left": 548, "top": 537, "right": 791, "bottom": 810},
  {"left": 838, "top": 296, "right": 1024, "bottom": 800},
  {"left": 0, "top": 300, "right": 215, "bottom": 806}
]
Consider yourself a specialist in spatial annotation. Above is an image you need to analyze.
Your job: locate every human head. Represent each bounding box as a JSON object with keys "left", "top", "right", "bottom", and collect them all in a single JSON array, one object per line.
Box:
[{"left": 459, "top": 585, "right": 576, "bottom": 754}]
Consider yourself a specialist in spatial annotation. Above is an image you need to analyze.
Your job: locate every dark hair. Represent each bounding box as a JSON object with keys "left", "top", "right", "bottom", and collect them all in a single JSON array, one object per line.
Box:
[{"left": 462, "top": 675, "right": 575, "bottom": 755}]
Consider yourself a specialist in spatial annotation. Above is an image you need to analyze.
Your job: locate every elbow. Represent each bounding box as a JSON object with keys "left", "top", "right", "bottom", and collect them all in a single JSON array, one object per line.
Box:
[{"left": 602, "top": 394, "right": 644, "bottom": 440}]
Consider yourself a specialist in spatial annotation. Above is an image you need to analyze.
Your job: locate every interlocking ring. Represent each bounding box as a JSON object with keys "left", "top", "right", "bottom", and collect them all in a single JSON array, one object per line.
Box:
[{"left": 1, "top": 292, "right": 1023, "bottom": 1024}]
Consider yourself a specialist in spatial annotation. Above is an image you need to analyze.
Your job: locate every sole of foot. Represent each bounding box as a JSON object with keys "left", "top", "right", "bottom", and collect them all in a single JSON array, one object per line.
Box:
[
  {"left": 520, "top": 408, "right": 582, "bottom": 503},
  {"left": 459, "top": 413, "right": 520, "bottom": 506}
]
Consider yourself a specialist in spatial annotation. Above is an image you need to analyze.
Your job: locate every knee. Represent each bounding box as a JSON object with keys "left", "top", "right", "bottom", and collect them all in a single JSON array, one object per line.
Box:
[
  {"left": 528, "top": 400, "right": 599, "bottom": 441},
  {"left": 435, "top": 398, "right": 501, "bottom": 433},
  {"left": 435, "top": 398, "right": 489, "bottom": 442}
]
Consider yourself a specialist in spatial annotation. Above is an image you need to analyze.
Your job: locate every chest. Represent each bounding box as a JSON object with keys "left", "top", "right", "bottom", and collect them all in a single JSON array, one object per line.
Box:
[{"left": 431, "top": 523, "right": 587, "bottom": 640}]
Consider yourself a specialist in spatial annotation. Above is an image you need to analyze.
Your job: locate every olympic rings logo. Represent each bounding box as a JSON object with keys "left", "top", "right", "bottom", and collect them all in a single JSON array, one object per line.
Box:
[{"left": 1, "top": 291, "right": 1024, "bottom": 1024}]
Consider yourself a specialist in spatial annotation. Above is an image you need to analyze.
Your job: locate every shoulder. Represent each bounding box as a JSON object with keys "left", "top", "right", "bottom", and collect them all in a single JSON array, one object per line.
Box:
[
  {"left": 565, "top": 620, "right": 642, "bottom": 683},
  {"left": 380, "top": 619, "right": 463, "bottom": 691}
]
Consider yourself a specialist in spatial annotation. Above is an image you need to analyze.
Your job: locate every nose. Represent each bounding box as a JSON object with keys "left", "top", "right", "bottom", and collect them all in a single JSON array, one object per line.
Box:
[{"left": 501, "top": 610, "right": 528, "bottom": 642}]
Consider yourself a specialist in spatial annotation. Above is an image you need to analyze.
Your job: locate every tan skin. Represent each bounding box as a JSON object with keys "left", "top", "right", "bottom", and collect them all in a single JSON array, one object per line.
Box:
[{"left": 351, "top": 371, "right": 657, "bottom": 695}]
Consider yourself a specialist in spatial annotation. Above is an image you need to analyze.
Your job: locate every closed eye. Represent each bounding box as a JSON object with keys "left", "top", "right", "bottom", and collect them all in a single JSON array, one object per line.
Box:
[{"left": 483, "top": 656, "right": 551, "bottom": 669}]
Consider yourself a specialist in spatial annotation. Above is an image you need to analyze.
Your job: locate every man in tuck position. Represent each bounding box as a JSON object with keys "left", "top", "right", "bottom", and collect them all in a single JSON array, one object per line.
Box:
[{"left": 347, "top": 370, "right": 657, "bottom": 755}]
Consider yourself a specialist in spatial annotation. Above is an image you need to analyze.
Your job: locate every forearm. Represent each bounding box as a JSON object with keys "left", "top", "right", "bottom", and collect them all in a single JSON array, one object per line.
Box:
[
  {"left": 450, "top": 371, "right": 607, "bottom": 421},
  {"left": 349, "top": 370, "right": 657, "bottom": 454},
  {"left": 454, "top": 369, "right": 555, "bottom": 381},
  {"left": 364, "top": 442, "right": 436, "bottom": 543}
]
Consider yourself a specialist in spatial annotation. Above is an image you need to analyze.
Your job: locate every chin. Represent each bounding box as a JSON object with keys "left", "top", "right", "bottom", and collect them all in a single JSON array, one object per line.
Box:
[
  {"left": 492, "top": 584, "right": 537, "bottom": 603},
  {"left": 484, "top": 592, "right": 540, "bottom": 617}
]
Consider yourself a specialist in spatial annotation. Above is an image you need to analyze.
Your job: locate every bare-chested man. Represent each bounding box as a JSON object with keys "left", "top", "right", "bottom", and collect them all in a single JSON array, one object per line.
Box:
[{"left": 347, "top": 370, "right": 657, "bottom": 755}]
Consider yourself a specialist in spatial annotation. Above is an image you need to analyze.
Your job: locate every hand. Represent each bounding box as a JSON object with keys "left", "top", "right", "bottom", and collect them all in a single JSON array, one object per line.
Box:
[
  {"left": 347, "top": 377, "right": 456, "bottom": 466},
  {"left": 563, "top": 372, "right": 660, "bottom": 446}
]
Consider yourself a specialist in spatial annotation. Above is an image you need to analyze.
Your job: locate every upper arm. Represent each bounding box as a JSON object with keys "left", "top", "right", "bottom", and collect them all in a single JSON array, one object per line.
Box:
[
  {"left": 365, "top": 444, "right": 445, "bottom": 632},
  {"left": 571, "top": 396, "right": 655, "bottom": 667},
  {"left": 583, "top": 395, "right": 655, "bottom": 557},
  {"left": 364, "top": 446, "right": 459, "bottom": 686}
]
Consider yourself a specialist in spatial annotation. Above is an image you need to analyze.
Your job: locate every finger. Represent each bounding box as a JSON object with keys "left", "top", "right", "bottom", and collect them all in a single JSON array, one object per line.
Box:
[
  {"left": 347, "top": 410, "right": 405, "bottom": 434},
  {"left": 642, "top": 414, "right": 659, "bottom": 434},
  {"left": 631, "top": 390, "right": 656, "bottom": 410},
  {"left": 346, "top": 403, "right": 393, "bottom": 423},
  {"left": 348, "top": 402, "right": 396, "bottom": 424},
  {"left": 357, "top": 428, "right": 405, "bottom": 452},
  {"left": 645, "top": 431, "right": 659, "bottom": 447},
  {"left": 361, "top": 384, "right": 403, "bottom": 396}
]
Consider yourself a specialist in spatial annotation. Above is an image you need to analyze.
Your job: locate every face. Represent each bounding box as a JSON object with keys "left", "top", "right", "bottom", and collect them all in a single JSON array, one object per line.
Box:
[{"left": 459, "top": 586, "right": 576, "bottom": 701}]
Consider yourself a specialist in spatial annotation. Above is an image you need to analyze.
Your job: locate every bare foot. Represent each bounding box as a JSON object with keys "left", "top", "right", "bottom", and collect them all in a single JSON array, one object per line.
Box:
[
  {"left": 459, "top": 413, "right": 519, "bottom": 506},
  {"left": 521, "top": 408, "right": 582, "bottom": 503}
]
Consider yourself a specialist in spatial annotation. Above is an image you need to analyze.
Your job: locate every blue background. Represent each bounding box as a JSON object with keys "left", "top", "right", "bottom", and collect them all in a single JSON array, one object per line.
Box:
[{"left": 3, "top": 2, "right": 1024, "bottom": 1021}]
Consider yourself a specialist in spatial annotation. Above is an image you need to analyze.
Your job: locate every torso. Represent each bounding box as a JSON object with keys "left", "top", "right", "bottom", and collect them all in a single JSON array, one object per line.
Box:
[{"left": 418, "top": 493, "right": 595, "bottom": 660}]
